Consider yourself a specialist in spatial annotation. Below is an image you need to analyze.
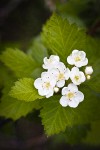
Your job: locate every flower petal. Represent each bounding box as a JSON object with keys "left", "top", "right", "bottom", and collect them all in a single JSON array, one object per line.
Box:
[
  {"left": 68, "top": 99, "right": 79, "bottom": 108},
  {"left": 49, "top": 68, "right": 59, "bottom": 77},
  {"left": 72, "top": 49, "right": 79, "bottom": 55},
  {"left": 46, "top": 89, "right": 54, "bottom": 98},
  {"left": 41, "top": 72, "right": 50, "bottom": 82},
  {"left": 59, "top": 96, "right": 68, "bottom": 107},
  {"left": 50, "top": 55, "right": 60, "bottom": 62},
  {"left": 68, "top": 83, "right": 78, "bottom": 92},
  {"left": 80, "top": 71, "right": 86, "bottom": 82},
  {"left": 79, "top": 51, "right": 86, "bottom": 60},
  {"left": 34, "top": 78, "right": 42, "bottom": 89},
  {"left": 67, "top": 56, "right": 74, "bottom": 65},
  {"left": 38, "top": 89, "right": 45, "bottom": 96},
  {"left": 62, "top": 87, "right": 69, "bottom": 95},
  {"left": 75, "top": 91, "right": 84, "bottom": 102},
  {"left": 64, "top": 68, "right": 70, "bottom": 80},
  {"left": 57, "top": 80, "right": 65, "bottom": 88},
  {"left": 82, "top": 58, "right": 88, "bottom": 66}
]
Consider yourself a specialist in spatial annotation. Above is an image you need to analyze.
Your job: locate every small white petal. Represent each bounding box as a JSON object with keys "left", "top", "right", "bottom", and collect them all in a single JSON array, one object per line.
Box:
[
  {"left": 64, "top": 68, "right": 70, "bottom": 80},
  {"left": 42, "top": 64, "right": 46, "bottom": 69},
  {"left": 46, "top": 89, "right": 54, "bottom": 98},
  {"left": 49, "top": 68, "right": 59, "bottom": 77},
  {"left": 50, "top": 55, "right": 60, "bottom": 62},
  {"left": 70, "top": 67, "right": 79, "bottom": 79},
  {"left": 68, "top": 83, "right": 78, "bottom": 92},
  {"left": 56, "top": 62, "right": 66, "bottom": 72},
  {"left": 79, "top": 51, "right": 86, "bottom": 59},
  {"left": 68, "top": 99, "right": 79, "bottom": 108},
  {"left": 67, "top": 56, "right": 74, "bottom": 65},
  {"left": 41, "top": 72, "right": 50, "bottom": 82},
  {"left": 59, "top": 96, "right": 68, "bottom": 107},
  {"left": 43, "top": 57, "right": 48, "bottom": 64},
  {"left": 75, "top": 61, "right": 83, "bottom": 68},
  {"left": 85, "top": 66, "right": 93, "bottom": 75},
  {"left": 57, "top": 80, "right": 65, "bottom": 88},
  {"left": 62, "top": 87, "right": 69, "bottom": 95},
  {"left": 75, "top": 91, "right": 84, "bottom": 102},
  {"left": 38, "top": 89, "right": 45, "bottom": 96},
  {"left": 72, "top": 49, "right": 79, "bottom": 54},
  {"left": 34, "top": 78, "right": 42, "bottom": 89},
  {"left": 71, "top": 78, "right": 80, "bottom": 85},
  {"left": 82, "top": 58, "right": 88, "bottom": 66},
  {"left": 80, "top": 72, "right": 86, "bottom": 82},
  {"left": 71, "top": 67, "right": 79, "bottom": 73}
]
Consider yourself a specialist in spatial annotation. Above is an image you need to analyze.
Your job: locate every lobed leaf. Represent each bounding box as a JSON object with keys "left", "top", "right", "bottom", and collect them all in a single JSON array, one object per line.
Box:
[
  {"left": 42, "top": 13, "right": 86, "bottom": 63},
  {"left": 0, "top": 48, "right": 39, "bottom": 78},
  {"left": 0, "top": 80, "right": 41, "bottom": 120},
  {"left": 40, "top": 87, "right": 100, "bottom": 136},
  {"left": 29, "top": 36, "right": 48, "bottom": 64},
  {"left": 10, "top": 78, "right": 43, "bottom": 101}
]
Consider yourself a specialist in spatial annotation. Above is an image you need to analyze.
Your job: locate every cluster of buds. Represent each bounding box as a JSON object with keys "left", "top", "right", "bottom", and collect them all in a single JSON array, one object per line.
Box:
[{"left": 34, "top": 50, "right": 93, "bottom": 108}]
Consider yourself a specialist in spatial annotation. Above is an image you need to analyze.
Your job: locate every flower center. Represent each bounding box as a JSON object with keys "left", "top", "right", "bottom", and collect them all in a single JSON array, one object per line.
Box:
[
  {"left": 58, "top": 73, "right": 64, "bottom": 80},
  {"left": 67, "top": 92, "right": 74, "bottom": 99},
  {"left": 74, "top": 75, "right": 79, "bottom": 81},
  {"left": 75, "top": 56, "right": 81, "bottom": 62},
  {"left": 44, "top": 82, "right": 51, "bottom": 89}
]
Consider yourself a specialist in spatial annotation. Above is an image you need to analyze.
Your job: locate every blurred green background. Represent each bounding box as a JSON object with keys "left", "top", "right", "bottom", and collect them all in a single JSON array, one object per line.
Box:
[{"left": 0, "top": 0, "right": 100, "bottom": 149}]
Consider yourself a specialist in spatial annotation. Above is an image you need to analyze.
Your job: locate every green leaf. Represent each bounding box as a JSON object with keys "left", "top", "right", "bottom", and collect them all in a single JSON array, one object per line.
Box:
[
  {"left": 0, "top": 48, "right": 39, "bottom": 78},
  {"left": 9, "top": 78, "right": 43, "bottom": 101},
  {"left": 29, "top": 36, "right": 48, "bottom": 64},
  {"left": 83, "top": 121, "right": 100, "bottom": 145},
  {"left": 42, "top": 13, "right": 86, "bottom": 63},
  {"left": 84, "top": 37, "right": 100, "bottom": 93},
  {"left": 53, "top": 124, "right": 90, "bottom": 145},
  {"left": 0, "top": 81, "right": 41, "bottom": 120},
  {"left": 40, "top": 87, "right": 100, "bottom": 136},
  {"left": 0, "top": 96, "right": 41, "bottom": 120}
]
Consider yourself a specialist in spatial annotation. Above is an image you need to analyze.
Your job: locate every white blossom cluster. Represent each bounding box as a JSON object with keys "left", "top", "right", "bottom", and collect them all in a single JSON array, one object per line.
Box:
[{"left": 34, "top": 50, "right": 93, "bottom": 108}]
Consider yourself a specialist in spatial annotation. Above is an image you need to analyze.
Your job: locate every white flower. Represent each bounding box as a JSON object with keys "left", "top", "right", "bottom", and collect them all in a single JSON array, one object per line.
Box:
[
  {"left": 85, "top": 66, "right": 93, "bottom": 75},
  {"left": 49, "top": 62, "right": 70, "bottom": 88},
  {"left": 67, "top": 50, "right": 88, "bottom": 67},
  {"left": 42, "top": 55, "right": 60, "bottom": 70},
  {"left": 34, "top": 72, "right": 56, "bottom": 98},
  {"left": 60, "top": 83, "right": 84, "bottom": 108},
  {"left": 70, "top": 67, "right": 86, "bottom": 85}
]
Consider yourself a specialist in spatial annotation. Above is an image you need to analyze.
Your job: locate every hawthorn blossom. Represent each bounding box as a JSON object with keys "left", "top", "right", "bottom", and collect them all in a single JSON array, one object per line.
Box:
[
  {"left": 42, "top": 55, "right": 60, "bottom": 70},
  {"left": 34, "top": 72, "right": 56, "bottom": 98},
  {"left": 60, "top": 83, "right": 84, "bottom": 108},
  {"left": 70, "top": 67, "right": 86, "bottom": 85},
  {"left": 67, "top": 50, "right": 88, "bottom": 67},
  {"left": 85, "top": 66, "right": 93, "bottom": 75},
  {"left": 49, "top": 62, "right": 70, "bottom": 88}
]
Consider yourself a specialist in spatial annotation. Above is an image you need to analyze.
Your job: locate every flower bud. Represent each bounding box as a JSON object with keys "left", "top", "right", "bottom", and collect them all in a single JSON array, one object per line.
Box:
[
  {"left": 86, "top": 75, "right": 91, "bottom": 80},
  {"left": 54, "top": 87, "right": 59, "bottom": 93},
  {"left": 85, "top": 66, "right": 93, "bottom": 75}
]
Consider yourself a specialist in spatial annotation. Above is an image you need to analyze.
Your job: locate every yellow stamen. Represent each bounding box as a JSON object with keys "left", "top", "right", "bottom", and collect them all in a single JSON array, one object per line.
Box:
[
  {"left": 67, "top": 92, "right": 74, "bottom": 99},
  {"left": 58, "top": 73, "right": 64, "bottom": 80},
  {"left": 44, "top": 82, "right": 50, "bottom": 89},
  {"left": 74, "top": 76, "right": 79, "bottom": 81},
  {"left": 75, "top": 56, "right": 81, "bottom": 62}
]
